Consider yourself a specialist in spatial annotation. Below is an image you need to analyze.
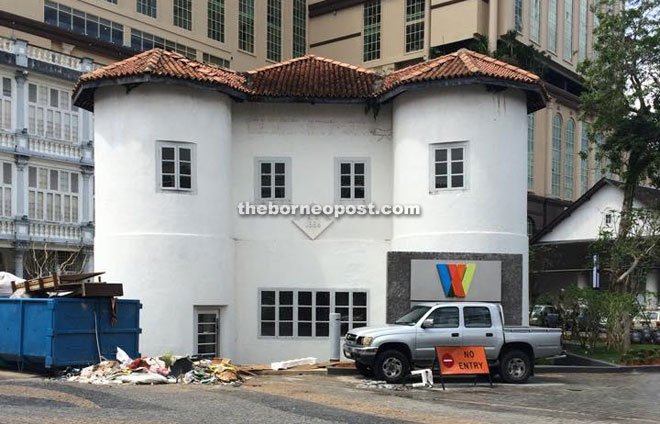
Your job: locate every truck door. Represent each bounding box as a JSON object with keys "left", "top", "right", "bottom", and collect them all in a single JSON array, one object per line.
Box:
[
  {"left": 415, "top": 306, "right": 462, "bottom": 364},
  {"left": 461, "top": 305, "right": 503, "bottom": 361}
]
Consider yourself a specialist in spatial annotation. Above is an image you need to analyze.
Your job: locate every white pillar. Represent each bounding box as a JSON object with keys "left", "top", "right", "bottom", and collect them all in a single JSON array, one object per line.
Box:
[
  {"left": 81, "top": 166, "right": 93, "bottom": 223},
  {"left": 14, "top": 70, "right": 27, "bottom": 132},
  {"left": 488, "top": 0, "right": 499, "bottom": 52},
  {"left": 645, "top": 270, "right": 659, "bottom": 309}
]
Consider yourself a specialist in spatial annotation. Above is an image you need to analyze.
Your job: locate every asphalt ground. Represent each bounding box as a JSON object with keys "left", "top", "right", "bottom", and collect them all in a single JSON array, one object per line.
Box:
[{"left": 0, "top": 370, "right": 657, "bottom": 424}]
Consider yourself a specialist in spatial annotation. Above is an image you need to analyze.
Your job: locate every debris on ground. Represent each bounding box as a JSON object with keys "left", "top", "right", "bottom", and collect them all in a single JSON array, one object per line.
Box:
[
  {"left": 60, "top": 348, "right": 253, "bottom": 385},
  {"left": 271, "top": 357, "right": 317, "bottom": 370},
  {"left": 355, "top": 380, "right": 410, "bottom": 391}
]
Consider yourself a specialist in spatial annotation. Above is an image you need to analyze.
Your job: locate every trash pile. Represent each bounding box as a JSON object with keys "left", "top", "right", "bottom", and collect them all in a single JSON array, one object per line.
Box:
[{"left": 61, "top": 348, "right": 253, "bottom": 385}]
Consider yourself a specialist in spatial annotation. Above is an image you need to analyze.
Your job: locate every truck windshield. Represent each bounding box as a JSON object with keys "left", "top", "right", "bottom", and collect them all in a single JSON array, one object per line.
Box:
[{"left": 394, "top": 306, "right": 431, "bottom": 326}]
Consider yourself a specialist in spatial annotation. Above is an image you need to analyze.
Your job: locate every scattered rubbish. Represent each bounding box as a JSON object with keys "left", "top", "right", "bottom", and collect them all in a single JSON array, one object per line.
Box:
[
  {"left": 355, "top": 380, "right": 409, "bottom": 391},
  {"left": 271, "top": 357, "right": 317, "bottom": 370},
  {"left": 60, "top": 348, "right": 253, "bottom": 386},
  {"left": 411, "top": 369, "right": 434, "bottom": 388},
  {"left": 0, "top": 272, "right": 24, "bottom": 298}
]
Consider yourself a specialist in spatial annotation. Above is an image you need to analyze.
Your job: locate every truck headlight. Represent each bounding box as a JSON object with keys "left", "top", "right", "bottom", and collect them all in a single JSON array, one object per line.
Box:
[{"left": 361, "top": 336, "right": 373, "bottom": 346}]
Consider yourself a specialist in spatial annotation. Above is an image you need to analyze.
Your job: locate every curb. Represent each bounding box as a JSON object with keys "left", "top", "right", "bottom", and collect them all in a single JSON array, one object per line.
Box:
[
  {"left": 253, "top": 368, "right": 327, "bottom": 376},
  {"left": 536, "top": 364, "right": 660, "bottom": 373}
]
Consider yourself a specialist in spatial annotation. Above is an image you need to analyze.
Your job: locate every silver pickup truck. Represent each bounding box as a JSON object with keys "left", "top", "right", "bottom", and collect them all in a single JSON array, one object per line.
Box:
[{"left": 343, "top": 302, "right": 562, "bottom": 384}]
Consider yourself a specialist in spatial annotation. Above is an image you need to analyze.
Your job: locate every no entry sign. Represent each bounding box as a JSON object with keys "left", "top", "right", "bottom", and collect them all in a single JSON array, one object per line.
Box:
[{"left": 434, "top": 346, "right": 490, "bottom": 375}]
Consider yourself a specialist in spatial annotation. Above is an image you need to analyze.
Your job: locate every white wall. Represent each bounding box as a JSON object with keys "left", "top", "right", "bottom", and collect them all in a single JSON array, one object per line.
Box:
[
  {"left": 231, "top": 102, "right": 392, "bottom": 363},
  {"left": 539, "top": 184, "right": 644, "bottom": 243},
  {"left": 391, "top": 85, "right": 530, "bottom": 324},
  {"left": 93, "top": 84, "right": 235, "bottom": 357}
]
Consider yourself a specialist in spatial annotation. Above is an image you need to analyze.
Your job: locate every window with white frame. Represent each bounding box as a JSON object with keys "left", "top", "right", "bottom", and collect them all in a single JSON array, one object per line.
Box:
[
  {"left": 363, "top": 0, "right": 381, "bottom": 62},
  {"left": 405, "top": 0, "right": 425, "bottom": 53},
  {"left": 564, "top": 118, "right": 575, "bottom": 199},
  {"left": 530, "top": 0, "right": 540, "bottom": 43},
  {"left": 194, "top": 307, "right": 219, "bottom": 358},
  {"left": 578, "top": 0, "right": 587, "bottom": 61},
  {"left": 431, "top": 143, "right": 466, "bottom": 190},
  {"left": 266, "top": 0, "right": 282, "bottom": 62},
  {"left": 514, "top": 0, "right": 523, "bottom": 32},
  {"left": 207, "top": 0, "right": 224, "bottom": 42},
  {"left": 131, "top": 29, "right": 197, "bottom": 59},
  {"left": 28, "top": 166, "right": 79, "bottom": 223},
  {"left": 157, "top": 141, "right": 194, "bottom": 191},
  {"left": 0, "top": 77, "right": 11, "bottom": 131},
  {"left": 27, "top": 82, "right": 79, "bottom": 143},
  {"left": 202, "top": 53, "right": 230, "bottom": 68},
  {"left": 0, "top": 162, "right": 11, "bottom": 218},
  {"left": 173, "top": 0, "right": 192, "bottom": 30},
  {"left": 336, "top": 159, "right": 368, "bottom": 202},
  {"left": 259, "top": 289, "right": 368, "bottom": 338},
  {"left": 256, "top": 158, "right": 290, "bottom": 201},
  {"left": 238, "top": 0, "right": 255, "bottom": 53},
  {"left": 292, "top": 0, "right": 306, "bottom": 57},
  {"left": 137, "top": 0, "right": 157, "bottom": 18},
  {"left": 548, "top": 0, "right": 558, "bottom": 52},
  {"left": 564, "top": 0, "right": 574, "bottom": 61},
  {"left": 552, "top": 113, "right": 562, "bottom": 196}
]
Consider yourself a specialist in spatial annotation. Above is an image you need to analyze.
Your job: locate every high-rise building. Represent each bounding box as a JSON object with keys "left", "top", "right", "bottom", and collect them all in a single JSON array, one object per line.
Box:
[
  {"left": 0, "top": 0, "right": 307, "bottom": 278},
  {"left": 308, "top": 0, "right": 600, "bottom": 234}
]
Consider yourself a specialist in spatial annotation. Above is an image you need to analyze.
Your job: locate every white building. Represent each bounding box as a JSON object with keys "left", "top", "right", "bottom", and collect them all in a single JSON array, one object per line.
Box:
[
  {"left": 532, "top": 178, "right": 660, "bottom": 308},
  {"left": 73, "top": 48, "right": 547, "bottom": 363}
]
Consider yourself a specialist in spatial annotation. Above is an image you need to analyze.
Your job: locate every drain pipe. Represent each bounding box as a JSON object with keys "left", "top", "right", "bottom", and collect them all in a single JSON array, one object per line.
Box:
[
  {"left": 488, "top": 0, "right": 499, "bottom": 53},
  {"left": 329, "top": 312, "right": 341, "bottom": 361}
]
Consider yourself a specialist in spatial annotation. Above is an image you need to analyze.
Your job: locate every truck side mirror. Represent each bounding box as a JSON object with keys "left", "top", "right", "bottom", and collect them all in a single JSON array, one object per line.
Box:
[{"left": 421, "top": 319, "right": 434, "bottom": 329}]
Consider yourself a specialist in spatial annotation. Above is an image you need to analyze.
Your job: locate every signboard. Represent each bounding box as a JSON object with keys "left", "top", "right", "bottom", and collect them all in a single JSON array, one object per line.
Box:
[
  {"left": 434, "top": 346, "right": 490, "bottom": 375},
  {"left": 410, "top": 259, "right": 502, "bottom": 302}
]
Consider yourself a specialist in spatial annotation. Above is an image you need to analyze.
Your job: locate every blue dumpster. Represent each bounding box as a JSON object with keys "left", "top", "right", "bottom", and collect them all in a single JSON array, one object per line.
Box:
[{"left": 0, "top": 298, "right": 141, "bottom": 368}]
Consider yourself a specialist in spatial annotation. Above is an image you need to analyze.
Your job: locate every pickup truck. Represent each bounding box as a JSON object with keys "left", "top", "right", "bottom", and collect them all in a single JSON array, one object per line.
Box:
[{"left": 343, "top": 302, "right": 562, "bottom": 384}]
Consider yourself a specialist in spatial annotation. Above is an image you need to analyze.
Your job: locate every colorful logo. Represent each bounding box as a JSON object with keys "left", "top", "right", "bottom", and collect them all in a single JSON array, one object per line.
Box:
[{"left": 436, "top": 263, "right": 476, "bottom": 298}]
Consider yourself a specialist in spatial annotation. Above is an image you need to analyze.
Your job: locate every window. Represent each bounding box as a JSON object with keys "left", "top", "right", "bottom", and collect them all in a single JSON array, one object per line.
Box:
[
  {"left": 44, "top": 1, "right": 124, "bottom": 45},
  {"left": 137, "top": 0, "right": 157, "bottom": 18},
  {"left": 0, "top": 77, "right": 10, "bottom": 131},
  {"left": 173, "top": 0, "right": 192, "bottom": 30},
  {"left": 564, "top": 119, "right": 575, "bottom": 199},
  {"left": 580, "top": 122, "right": 588, "bottom": 194},
  {"left": 405, "top": 0, "right": 424, "bottom": 53},
  {"left": 28, "top": 166, "right": 79, "bottom": 223},
  {"left": 256, "top": 158, "right": 290, "bottom": 201},
  {"left": 131, "top": 29, "right": 197, "bottom": 59},
  {"left": 578, "top": 0, "right": 587, "bottom": 61},
  {"left": 425, "top": 307, "right": 459, "bottom": 328},
  {"left": 527, "top": 217, "right": 535, "bottom": 237},
  {"left": 548, "top": 0, "right": 558, "bottom": 52},
  {"left": 564, "top": 0, "right": 573, "bottom": 61},
  {"left": 464, "top": 307, "right": 492, "bottom": 328},
  {"left": 0, "top": 162, "right": 11, "bottom": 218},
  {"left": 363, "top": 0, "right": 381, "bottom": 62},
  {"left": 336, "top": 159, "right": 368, "bottom": 202},
  {"left": 27, "top": 83, "right": 79, "bottom": 143},
  {"left": 259, "top": 289, "right": 368, "bottom": 337},
  {"left": 202, "top": 53, "right": 230, "bottom": 68},
  {"left": 238, "top": 0, "right": 255, "bottom": 53},
  {"left": 527, "top": 114, "right": 535, "bottom": 190},
  {"left": 292, "top": 0, "right": 306, "bottom": 57},
  {"left": 207, "top": 0, "right": 224, "bottom": 42},
  {"left": 514, "top": 0, "right": 523, "bottom": 32},
  {"left": 195, "top": 308, "right": 219, "bottom": 358},
  {"left": 431, "top": 143, "right": 466, "bottom": 190},
  {"left": 552, "top": 114, "right": 562, "bottom": 196},
  {"left": 530, "top": 0, "right": 540, "bottom": 43},
  {"left": 157, "top": 141, "right": 194, "bottom": 191},
  {"left": 605, "top": 213, "right": 612, "bottom": 226},
  {"left": 267, "top": 0, "right": 282, "bottom": 61}
]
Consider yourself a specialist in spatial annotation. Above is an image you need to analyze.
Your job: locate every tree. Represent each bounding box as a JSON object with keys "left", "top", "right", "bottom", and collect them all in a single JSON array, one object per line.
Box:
[
  {"left": 23, "top": 243, "right": 89, "bottom": 280},
  {"left": 578, "top": 0, "right": 660, "bottom": 293}
]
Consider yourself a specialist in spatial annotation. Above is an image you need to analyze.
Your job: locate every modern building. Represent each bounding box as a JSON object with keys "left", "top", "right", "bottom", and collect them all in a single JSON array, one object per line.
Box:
[
  {"left": 0, "top": 0, "right": 309, "bottom": 278},
  {"left": 531, "top": 178, "right": 660, "bottom": 308},
  {"left": 307, "top": 0, "right": 605, "bottom": 234},
  {"left": 74, "top": 47, "right": 546, "bottom": 363}
]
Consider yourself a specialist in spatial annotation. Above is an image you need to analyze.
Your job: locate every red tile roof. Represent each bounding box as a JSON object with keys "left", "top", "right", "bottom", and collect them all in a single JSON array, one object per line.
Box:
[
  {"left": 73, "top": 48, "right": 547, "bottom": 112},
  {"left": 246, "top": 55, "right": 380, "bottom": 99},
  {"left": 381, "top": 49, "right": 542, "bottom": 93}
]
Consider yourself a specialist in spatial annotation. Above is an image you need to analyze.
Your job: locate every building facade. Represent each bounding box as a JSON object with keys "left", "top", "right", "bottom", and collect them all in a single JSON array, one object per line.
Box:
[
  {"left": 0, "top": 0, "right": 309, "bottom": 278},
  {"left": 75, "top": 48, "right": 545, "bottom": 363},
  {"left": 308, "top": 0, "right": 605, "bottom": 233}
]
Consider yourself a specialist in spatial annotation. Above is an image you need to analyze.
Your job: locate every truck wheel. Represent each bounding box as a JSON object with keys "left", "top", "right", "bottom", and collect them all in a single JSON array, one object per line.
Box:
[
  {"left": 499, "top": 349, "right": 532, "bottom": 384},
  {"left": 374, "top": 350, "right": 410, "bottom": 384},
  {"left": 355, "top": 361, "right": 374, "bottom": 378}
]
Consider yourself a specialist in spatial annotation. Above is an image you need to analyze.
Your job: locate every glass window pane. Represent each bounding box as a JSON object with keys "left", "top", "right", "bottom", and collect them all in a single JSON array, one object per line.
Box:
[
  {"left": 316, "top": 291, "right": 330, "bottom": 305},
  {"left": 354, "top": 187, "right": 365, "bottom": 199},
  {"left": 274, "top": 187, "right": 285, "bottom": 198},
  {"left": 316, "top": 307, "right": 329, "bottom": 321},
  {"left": 451, "top": 175, "right": 464, "bottom": 188},
  {"left": 451, "top": 148, "right": 463, "bottom": 160},
  {"left": 335, "top": 292, "right": 349, "bottom": 306},
  {"left": 162, "top": 147, "right": 175, "bottom": 160},
  {"left": 428, "top": 307, "right": 459, "bottom": 328},
  {"left": 179, "top": 176, "right": 191, "bottom": 189},
  {"left": 354, "top": 162, "right": 365, "bottom": 174},
  {"left": 315, "top": 322, "right": 329, "bottom": 337},
  {"left": 451, "top": 162, "right": 463, "bottom": 174},
  {"left": 279, "top": 291, "right": 293, "bottom": 305},
  {"left": 353, "top": 292, "right": 367, "bottom": 306},
  {"left": 261, "top": 290, "right": 275, "bottom": 305},
  {"left": 279, "top": 306, "right": 293, "bottom": 320},
  {"left": 274, "top": 162, "right": 285, "bottom": 173},
  {"left": 298, "top": 306, "right": 312, "bottom": 321},
  {"left": 261, "top": 306, "right": 275, "bottom": 321},
  {"left": 435, "top": 149, "right": 447, "bottom": 162},
  {"left": 435, "top": 176, "right": 447, "bottom": 189},
  {"left": 260, "top": 162, "right": 271, "bottom": 174},
  {"left": 161, "top": 175, "right": 175, "bottom": 188},
  {"left": 261, "top": 187, "right": 271, "bottom": 198},
  {"left": 50, "top": 170, "right": 58, "bottom": 190},
  {"left": 464, "top": 307, "right": 492, "bottom": 328},
  {"left": 298, "top": 291, "right": 312, "bottom": 305},
  {"left": 340, "top": 163, "right": 350, "bottom": 174},
  {"left": 162, "top": 161, "right": 175, "bottom": 174},
  {"left": 2, "top": 163, "right": 11, "bottom": 185},
  {"left": 435, "top": 163, "right": 447, "bottom": 175},
  {"left": 179, "top": 148, "right": 191, "bottom": 161},
  {"left": 353, "top": 307, "right": 367, "bottom": 322},
  {"left": 179, "top": 162, "right": 191, "bottom": 176},
  {"left": 261, "top": 322, "right": 275, "bottom": 336},
  {"left": 279, "top": 322, "right": 293, "bottom": 336},
  {"left": 298, "top": 322, "right": 312, "bottom": 337}
]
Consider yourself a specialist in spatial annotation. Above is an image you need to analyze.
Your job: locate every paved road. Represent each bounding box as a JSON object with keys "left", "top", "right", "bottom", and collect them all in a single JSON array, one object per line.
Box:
[{"left": 0, "top": 371, "right": 657, "bottom": 424}]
